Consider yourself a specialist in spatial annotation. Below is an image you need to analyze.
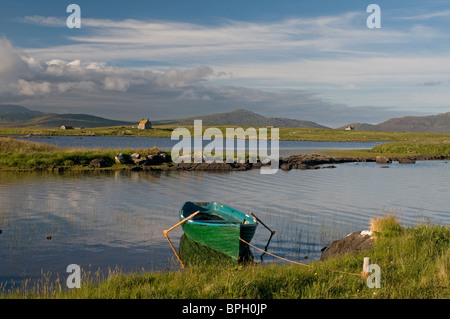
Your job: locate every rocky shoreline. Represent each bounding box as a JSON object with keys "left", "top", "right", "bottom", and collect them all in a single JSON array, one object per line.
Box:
[
  {"left": 115, "top": 152, "right": 450, "bottom": 172},
  {"left": 4, "top": 152, "right": 449, "bottom": 173}
]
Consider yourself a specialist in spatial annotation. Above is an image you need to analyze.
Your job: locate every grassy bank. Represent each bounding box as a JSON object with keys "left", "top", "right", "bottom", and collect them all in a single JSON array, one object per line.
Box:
[
  {"left": 0, "top": 125, "right": 175, "bottom": 138},
  {"left": 2, "top": 217, "right": 448, "bottom": 299},
  {"left": 0, "top": 137, "right": 164, "bottom": 170},
  {"left": 371, "top": 140, "right": 450, "bottom": 156},
  {"left": 320, "top": 139, "right": 450, "bottom": 158}
]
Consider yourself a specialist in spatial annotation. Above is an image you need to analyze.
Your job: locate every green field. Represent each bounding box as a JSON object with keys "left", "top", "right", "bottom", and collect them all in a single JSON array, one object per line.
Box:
[
  {"left": 320, "top": 139, "right": 450, "bottom": 158},
  {"left": 1, "top": 125, "right": 450, "bottom": 142},
  {"left": 0, "top": 125, "right": 175, "bottom": 138}
]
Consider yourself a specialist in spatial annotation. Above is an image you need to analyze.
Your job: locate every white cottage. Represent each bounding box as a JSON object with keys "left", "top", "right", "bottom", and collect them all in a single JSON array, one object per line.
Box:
[{"left": 138, "top": 119, "right": 152, "bottom": 130}]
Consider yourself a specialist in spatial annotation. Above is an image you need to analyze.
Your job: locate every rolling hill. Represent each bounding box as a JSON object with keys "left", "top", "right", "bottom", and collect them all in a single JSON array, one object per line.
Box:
[
  {"left": 340, "top": 112, "right": 450, "bottom": 133},
  {"left": 153, "top": 109, "right": 330, "bottom": 129},
  {"left": 0, "top": 104, "right": 134, "bottom": 128}
]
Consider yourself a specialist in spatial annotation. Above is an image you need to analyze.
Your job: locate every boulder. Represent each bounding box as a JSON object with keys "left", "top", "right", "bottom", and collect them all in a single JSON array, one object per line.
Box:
[
  {"left": 114, "top": 153, "right": 126, "bottom": 164},
  {"left": 147, "top": 153, "right": 169, "bottom": 165},
  {"left": 376, "top": 156, "right": 392, "bottom": 164},
  {"left": 134, "top": 158, "right": 148, "bottom": 166},
  {"left": 320, "top": 230, "right": 374, "bottom": 261},
  {"left": 230, "top": 163, "right": 251, "bottom": 171},
  {"left": 398, "top": 157, "right": 416, "bottom": 164},
  {"left": 252, "top": 162, "right": 263, "bottom": 169},
  {"left": 280, "top": 163, "right": 293, "bottom": 171},
  {"left": 89, "top": 158, "right": 109, "bottom": 168},
  {"left": 131, "top": 153, "right": 149, "bottom": 165}
]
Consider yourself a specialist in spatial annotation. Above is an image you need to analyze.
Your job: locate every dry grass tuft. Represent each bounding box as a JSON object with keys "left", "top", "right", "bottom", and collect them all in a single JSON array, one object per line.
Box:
[{"left": 370, "top": 214, "right": 402, "bottom": 237}]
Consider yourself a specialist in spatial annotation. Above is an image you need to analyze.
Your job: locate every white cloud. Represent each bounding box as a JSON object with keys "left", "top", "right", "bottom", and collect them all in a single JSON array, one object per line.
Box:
[
  {"left": 0, "top": 38, "right": 32, "bottom": 81},
  {"left": 23, "top": 14, "right": 409, "bottom": 63},
  {"left": 0, "top": 38, "right": 218, "bottom": 99},
  {"left": 177, "top": 88, "right": 211, "bottom": 101},
  {"left": 15, "top": 79, "right": 51, "bottom": 96},
  {"left": 422, "top": 80, "right": 442, "bottom": 87},
  {"left": 19, "top": 13, "right": 450, "bottom": 96},
  {"left": 396, "top": 10, "right": 450, "bottom": 20},
  {"left": 21, "top": 15, "right": 65, "bottom": 26},
  {"left": 57, "top": 81, "right": 96, "bottom": 93},
  {"left": 157, "top": 66, "right": 214, "bottom": 88},
  {"left": 103, "top": 77, "right": 130, "bottom": 91}
]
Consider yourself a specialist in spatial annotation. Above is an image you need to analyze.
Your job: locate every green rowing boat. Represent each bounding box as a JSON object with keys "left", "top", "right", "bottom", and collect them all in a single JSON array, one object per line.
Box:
[{"left": 180, "top": 201, "right": 258, "bottom": 260}]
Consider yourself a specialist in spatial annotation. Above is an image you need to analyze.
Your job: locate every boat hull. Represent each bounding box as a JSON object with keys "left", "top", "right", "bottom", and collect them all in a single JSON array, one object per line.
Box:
[{"left": 180, "top": 201, "right": 257, "bottom": 260}]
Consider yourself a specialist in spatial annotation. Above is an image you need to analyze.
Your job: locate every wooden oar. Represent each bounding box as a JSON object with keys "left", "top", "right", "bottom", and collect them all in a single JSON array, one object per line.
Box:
[
  {"left": 162, "top": 211, "right": 200, "bottom": 268},
  {"left": 250, "top": 212, "right": 276, "bottom": 261},
  {"left": 250, "top": 212, "right": 275, "bottom": 235}
]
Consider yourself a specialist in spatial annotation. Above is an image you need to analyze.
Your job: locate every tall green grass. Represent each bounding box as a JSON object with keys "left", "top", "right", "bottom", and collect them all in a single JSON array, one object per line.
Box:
[{"left": 2, "top": 218, "right": 448, "bottom": 299}]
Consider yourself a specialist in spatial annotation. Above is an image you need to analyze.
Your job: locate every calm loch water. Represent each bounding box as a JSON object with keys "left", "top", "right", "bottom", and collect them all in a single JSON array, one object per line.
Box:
[
  {"left": 0, "top": 138, "right": 449, "bottom": 289},
  {"left": 10, "top": 135, "right": 383, "bottom": 157}
]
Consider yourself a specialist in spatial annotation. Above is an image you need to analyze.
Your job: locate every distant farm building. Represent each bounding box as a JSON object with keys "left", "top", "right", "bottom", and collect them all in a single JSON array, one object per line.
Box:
[
  {"left": 60, "top": 125, "right": 74, "bottom": 130},
  {"left": 138, "top": 118, "right": 152, "bottom": 129}
]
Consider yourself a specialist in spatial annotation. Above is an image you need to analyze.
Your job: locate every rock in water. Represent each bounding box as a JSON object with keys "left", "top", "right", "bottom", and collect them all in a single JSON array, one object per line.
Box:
[
  {"left": 398, "top": 157, "right": 415, "bottom": 164},
  {"left": 376, "top": 156, "right": 392, "bottom": 164}
]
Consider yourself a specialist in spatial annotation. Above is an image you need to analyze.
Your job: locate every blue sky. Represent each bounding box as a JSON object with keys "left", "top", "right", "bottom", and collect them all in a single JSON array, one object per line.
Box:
[{"left": 1, "top": 0, "right": 450, "bottom": 127}]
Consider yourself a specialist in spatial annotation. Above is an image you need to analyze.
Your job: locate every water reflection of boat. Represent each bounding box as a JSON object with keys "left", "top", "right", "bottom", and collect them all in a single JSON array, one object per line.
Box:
[
  {"left": 180, "top": 201, "right": 258, "bottom": 261},
  {"left": 179, "top": 234, "right": 253, "bottom": 266}
]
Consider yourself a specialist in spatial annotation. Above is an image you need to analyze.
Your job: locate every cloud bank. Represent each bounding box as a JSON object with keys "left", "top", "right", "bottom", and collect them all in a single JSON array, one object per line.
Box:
[{"left": 2, "top": 10, "right": 449, "bottom": 126}]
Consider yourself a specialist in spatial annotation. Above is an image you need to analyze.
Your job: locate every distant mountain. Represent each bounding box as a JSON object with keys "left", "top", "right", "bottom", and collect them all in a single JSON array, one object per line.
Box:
[
  {"left": 3, "top": 104, "right": 448, "bottom": 132},
  {"left": 0, "top": 104, "right": 134, "bottom": 128},
  {"left": 153, "top": 109, "right": 330, "bottom": 129},
  {"left": 0, "top": 104, "right": 43, "bottom": 122},
  {"left": 0, "top": 104, "right": 43, "bottom": 115},
  {"left": 376, "top": 112, "right": 450, "bottom": 133},
  {"left": 340, "top": 112, "right": 450, "bottom": 133}
]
